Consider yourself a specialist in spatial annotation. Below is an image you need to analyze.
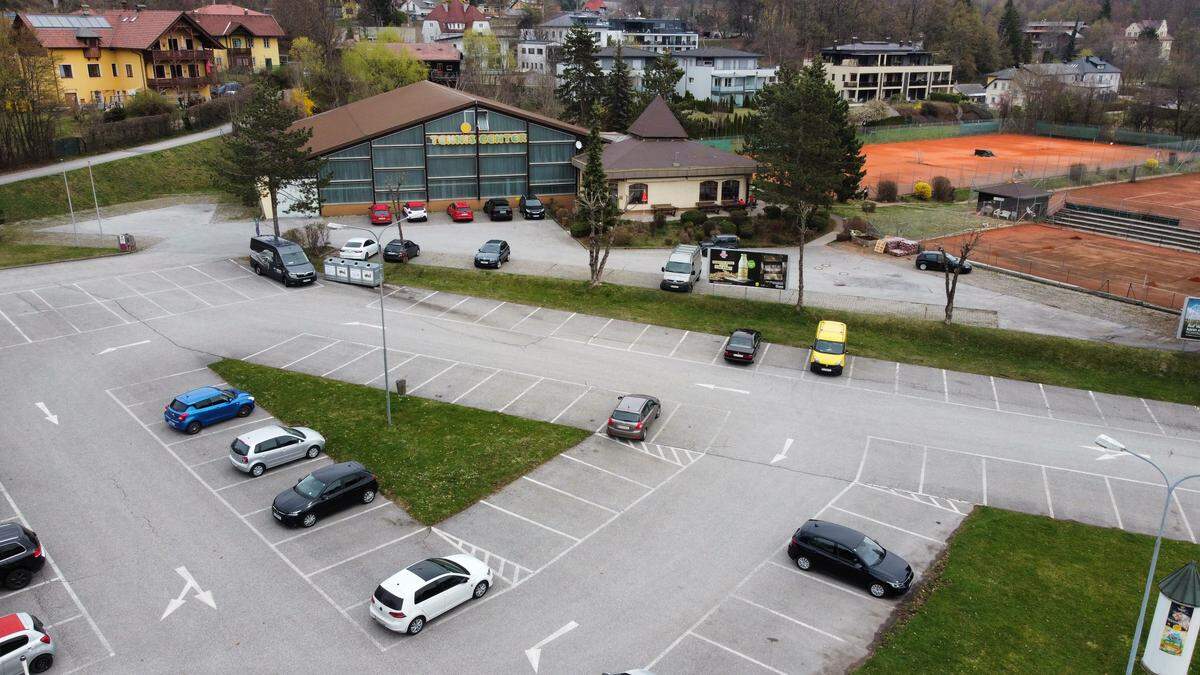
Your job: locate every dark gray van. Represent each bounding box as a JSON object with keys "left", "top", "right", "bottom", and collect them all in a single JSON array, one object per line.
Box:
[{"left": 250, "top": 236, "right": 316, "bottom": 286}]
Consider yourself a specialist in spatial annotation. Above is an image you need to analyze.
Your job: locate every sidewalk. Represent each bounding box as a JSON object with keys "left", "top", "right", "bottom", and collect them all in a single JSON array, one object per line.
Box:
[{"left": 0, "top": 123, "right": 231, "bottom": 186}]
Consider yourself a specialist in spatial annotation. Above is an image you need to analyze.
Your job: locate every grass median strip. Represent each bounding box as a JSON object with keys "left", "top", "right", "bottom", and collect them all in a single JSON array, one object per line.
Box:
[
  {"left": 859, "top": 507, "right": 1197, "bottom": 673},
  {"left": 385, "top": 263, "right": 1200, "bottom": 406},
  {"left": 208, "top": 358, "right": 589, "bottom": 524},
  {"left": 0, "top": 242, "right": 116, "bottom": 268}
]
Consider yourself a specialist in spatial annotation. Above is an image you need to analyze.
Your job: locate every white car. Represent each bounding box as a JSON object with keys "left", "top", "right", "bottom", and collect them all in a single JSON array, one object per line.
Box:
[
  {"left": 370, "top": 555, "right": 493, "bottom": 635},
  {"left": 0, "top": 613, "right": 55, "bottom": 673},
  {"left": 402, "top": 201, "right": 428, "bottom": 222},
  {"left": 229, "top": 425, "right": 324, "bottom": 477},
  {"left": 339, "top": 237, "right": 380, "bottom": 260}
]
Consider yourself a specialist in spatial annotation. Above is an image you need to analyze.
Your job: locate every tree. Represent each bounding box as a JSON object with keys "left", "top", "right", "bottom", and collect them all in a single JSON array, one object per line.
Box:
[
  {"left": 362, "top": 0, "right": 397, "bottom": 25},
  {"left": 342, "top": 40, "right": 427, "bottom": 100},
  {"left": 605, "top": 43, "right": 636, "bottom": 132},
  {"left": 575, "top": 125, "right": 619, "bottom": 286},
  {"left": 1062, "top": 20, "right": 1081, "bottom": 62},
  {"left": 744, "top": 63, "right": 861, "bottom": 309},
  {"left": 1098, "top": 0, "right": 1111, "bottom": 21},
  {"left": 0, "top": 25, "right": 60, "bottom": 170},
  {"left": 642, "top": 50, "right": 683, "bottom": 102},
  {"left": 940, "top": 228, "right": 984, "bottom": 324},
  {"left": 997, "top": 0, "right": 1024, "bottom": 66},
  {"left": 459, "top": 29, "right": 512, "bottom": 99},
  {"left": 923, "top": 0, "right": 998, "bottom": 81},
  {"left": 834, "top": 91, "right": 866, "bottom": 202},
  {"left": 289, "top": 36, "right": 352, "bottom": 111},
  {"left": 207, "top": 82, "right": 327, "bottom": 237},
  {"left": 556, "top": 25, "right": 602, "bottom": 125}
]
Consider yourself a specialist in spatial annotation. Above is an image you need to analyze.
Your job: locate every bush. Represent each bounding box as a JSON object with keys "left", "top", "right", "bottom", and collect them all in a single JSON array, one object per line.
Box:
[
  {"left": 710, "top": 218, "right": 736, "bottom": 234},
  {"left": 807, "top": 209, "right": 831, "bottom": 231},
  {"left": 127, "top": 90, "right": 175, "bottom": 118},
  {"left": 762, "top": 205, "right": 782, "bottom": 219},
  {"left": 678, "top": 227, "right": 693, "bottom": 243},
  {"left": 728, "top": 208, "right": 748, "bottom": 226},
  {"left": 861, "top": 201, "right": 877, "bottom": 213},
  {"left": 1145, "top": 158, "right": 1160, "bottom": 171},
  {"left": 611, "top": 227, "right": 634, "bottom": 246},
  {"left": 1106, "top": 168, "right": 1120, "bottom": 180},
  {"left": 680, "top": 209, "right": 707, "bottom": 226},
  {"left": 876, "top": 180, "right": 898, "bottom": 202},
  {"left": 569, "top": 219, "right": 590, "bottom": 238},
  {"left": 102, "top": 105, "right": 127, "bottom": 123},
  {"left": 282, "top": 222, "right": 331, "bottom": 257},
  {"left": 736, "top": 218, "right": 755, "bottom": 238},
  {"left": 188, "top": 91, "right": 245, "bottom": 130},
  {"left": 1069, "top": 163, "right": 1087, "bottom": 184},
  {"left": 83, "top": 112, "right": 174, "bottom": 153},
  {"left": 931, "top": 176, "right": 955, "bottom": 202},
  {"left": 651, "top": 211, "right": 667, "bottom": 235},
  {"left": 913, "top": 181, "right": 932, "bottom": 200}
]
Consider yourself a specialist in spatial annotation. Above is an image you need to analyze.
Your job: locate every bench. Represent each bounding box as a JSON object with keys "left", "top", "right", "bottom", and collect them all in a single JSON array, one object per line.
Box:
[
  {"left": 695, "top": 201, "right": 721, "bottom": 213},
  {"left": 651, "top": 204, "right": 677, "bottom": 217}
]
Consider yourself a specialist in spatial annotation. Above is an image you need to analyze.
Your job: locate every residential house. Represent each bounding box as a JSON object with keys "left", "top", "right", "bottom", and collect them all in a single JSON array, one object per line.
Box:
[
  {"left": 189, "top": 4, "right": 285, "bottom": 72},
  {"left": 384, "top": 42, "right": 461, "bottom": 87},
  {"left": 516, "top": 39, "right": 551, "bottom": 73},
  {"left": 1023, "top": 20, "right": 1086, "bottom": 63},
  {"left": 520, "top": 12, "right": 697, "bottom": 56},
  {"left": 1122, "top": 20, "right": 1172, "bottom": 61},
  {"left": 675, "top": 48, "right": 776, "bottom": 105},
  {"left": 984, "top": 56, "right": 1120, "bottom": 108},
  {"left": 953, "top": 83, "right": 986, "bottom": 105},
  {"left": 421, "top": 0, "right": 490, "bottom": 44},
  {"left": 819, "top": 41, "right": 954, "bottom": 105},
  {"left": 13, "top": 7, "right": 223, "bottom": 108}
]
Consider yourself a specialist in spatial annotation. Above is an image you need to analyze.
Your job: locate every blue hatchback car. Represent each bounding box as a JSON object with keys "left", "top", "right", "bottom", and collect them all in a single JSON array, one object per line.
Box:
[{"left": 164, "top": 386, "right": 255, "bottom": 435}]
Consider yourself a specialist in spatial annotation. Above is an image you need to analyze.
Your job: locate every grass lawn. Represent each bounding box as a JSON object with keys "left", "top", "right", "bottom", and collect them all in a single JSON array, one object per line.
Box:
[
  {"left": 208, "top": 359, "right": 589, "bottom": 524},
  {"left": 830, "top": 200, "right": 1011, "bottom": 240},
  {"left": 860, "top": 507, "right": 1199, "bottom": 673},
  {"left": 385, "top": 264, "right": 1200, "bottom": 407},
  {"left": 0, "top": 242, "right": 116, "bottom": 268},
  {"left": 0, "top": 137, "right": 225, "bottom": 224}
]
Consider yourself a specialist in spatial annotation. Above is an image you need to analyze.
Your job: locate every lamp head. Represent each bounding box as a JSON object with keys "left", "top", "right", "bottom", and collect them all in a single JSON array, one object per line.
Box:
[{"left": 1095, "top": 434, "right": 1126, "bottom": 452}]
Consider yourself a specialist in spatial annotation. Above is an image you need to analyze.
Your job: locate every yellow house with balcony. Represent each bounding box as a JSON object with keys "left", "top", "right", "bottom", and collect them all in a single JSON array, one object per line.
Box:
[
  {"left": 189, "top": 4, "right": 285, "bottom": 73},
  {"left": 13, "top": 8, "right": 224, "bottom": 107}
]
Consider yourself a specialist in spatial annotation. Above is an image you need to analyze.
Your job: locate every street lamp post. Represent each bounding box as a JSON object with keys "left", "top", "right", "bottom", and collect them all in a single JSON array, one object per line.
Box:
[
  {"left": 329, "top": 222, "right": 397, "bottom": 426},
  {"left": 1095, "top": 434, "right": 1200, "bottom": 675}
]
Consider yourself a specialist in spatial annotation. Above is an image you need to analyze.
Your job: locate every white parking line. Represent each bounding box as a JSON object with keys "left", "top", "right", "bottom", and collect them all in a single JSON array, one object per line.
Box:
[
  {"left": 451, "top": 369, "right": 500, "bottom": 404},
  {"left": 0, "top": 308, "right": 31, "bottom": 343},
  {"left": 275, "top": 502, "right": 391, "bottom": 545},
  {"left": 406, "top": 290, "right": 439, "bottom": 311},
  {"left": 1039, "top": 383, "right": 1054, "bottom": 418},
  {"left": 687, "top": 631, "right": 786, "bottom": 675},
  {"left": 989, "top": 376, "right": 1000, "bottom": 410},
  {"left": 28, "top": 289, "right": 82, "bottom": 334},
  {"left": 473, "top": 301, "right": 506, "bottom": 324},
  {"left": 168, "top": 416, "right": 275, "bottom": 445},
  {"left": 212, "top": 457, "right": 329, "bottom": 492},
  {"left": 364, "top": 353, "right": 418, "bottom": 385},
  {"left": 1142, "top": 399, "right": 1167, "bottom": 436},
  {"left": 941, "top": 369, "right": 949, "bottom": 403},
  {"left": 648, "top": 402, "right": 682, "bottom": 444},
  {"left": 189, "top": 265, "right": 252, "bottom": 301},
  {"left": 1104, "top": 476, "right": 1124, "bottom": 530},
  {"left": 479, "top": 500, "right": 581, "bottom": 541},
  {"left": 550, "top": 386, "right": 593, "bottom": 423},
  {"left": 243, "top": 334, "right": 305, "bottom": 361},
  {"left": 522, "top": 477, "right": 618, "bottom": 515},
  {"left": 918, "top": 447, "right": 928, "bottom": 494},
  {"left": 498, "top": 376, "right": 545, "bottom": 412},
  {"left": 732, "top": 595, "right": 845, "bottom": 643},
  {"left": 893, "top": 362, "right": 900, "bottom": 394},
  {"left": 0, "top": 579, "right": 55, "bottom": 601},
  {"left": 44, "top": 613, "right": 82, "bottom": 630},
  {"left": 409, "top": 362, "right": 458, "bottom": 393},
  {"left": 561, "top": 454, "right": 652, "bottom": 490},
  {"left": 153, "top": 271, "right": 212, "bottom": 306},
  {"left": 1042, "top": 465, "right": 1055, "bottom": 518},
  {"left": 434, "top": 296, "right": 471, "bottom": 318},
  {"left": 765, "top": 560, "right": 891, "bottom": 605},
  {"left": 304, "top": 527, "right": 428, "bottom": 579},
  {"left": 627, "top": 324, "right": 651, "bottom": 351},
  {"left": 545, "top": 310, "right": 575, "bottom": 336},
  {"left": 667, "top": 330, "right": 689, "bottom": 358},
  {"left": 981, "top": 457, "right": 988, "bottom": 506},
  {"left": 828, "top": 506, "right": 941, "bottom": 544},
  {"left": 509, "top": 306, "right": 540, "bottom": 330},
  {"left": 282, "top": 340, "right": 340, "bottom": 369},
  {"left": 71, "top": 283, "right": 133, "bottom": 325},
  {"left": 242, "top": 505, "right": 272, "bottom": 518},
  {"left": 1088, "top": 391, "right": 1109, "bottom": 425},
  {"left": 587, "top": 318, "right": 614, "bottom": 345},
  {"left": 1173, "top": 491, "right": 1196, "bottom": 543},
  {"left": 322, "top": 347, "right": 379, "bottom": 377}
]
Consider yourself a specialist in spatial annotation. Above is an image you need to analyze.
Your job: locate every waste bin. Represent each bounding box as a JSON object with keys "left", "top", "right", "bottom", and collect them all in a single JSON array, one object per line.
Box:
[
  {"left": 118, "top": 233, "right": 137, "bottom": 252},
  {"left": 322, "top": 256, "right": 382, "bottom": 287}
]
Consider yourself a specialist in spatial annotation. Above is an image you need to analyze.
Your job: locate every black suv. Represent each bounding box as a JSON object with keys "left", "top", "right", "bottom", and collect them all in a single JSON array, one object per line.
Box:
[
  {"left": 483, "top": 198, "right": 513, "bottom": 221},
  {"left": 787, "top": 520, "right": 913, "bottom": 598},
  {"left": 249, "top": 236, "right": 317, "bottom": 286},
  {"left": 272, "top": 462, "right": 379, "bottom": 528},
  {"left": 383, "top": 239, "right": 421, "bottom": 263},
  {"left": 519, "top": 195, "right": 545, "bottom": 219},
  {"left": 915, "top": 250, "right": 972, "bottom": 274},
  {"left": 0, "top": 523, "right": 46, "bottom": 590}
]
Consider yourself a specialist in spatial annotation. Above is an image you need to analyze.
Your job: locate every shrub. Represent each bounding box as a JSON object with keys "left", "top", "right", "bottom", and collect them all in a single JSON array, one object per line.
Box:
[
  {"left": 875, "top": 180, "right": 898, "bottom": 202},
  {"left": 652, "top": 211, "right": 667, "bottom": 235},
  {"left": 283, "top": 222, "right": 331, "bottom": 257},
  {"left": 678, "top": 227, "right": 693, "bottom": 243},
  {"left": 728, "top": 208, "right": 748, "bottom": 226},
  {"left": 102, "top": 105, "right": 127, "bottom": 123},
  {"left": 1145, "top": 158, "right": 1160, "bottom": 171},
  {"left": 861, "top": 201, "right": 877, "bottom": 213},
  {"left": 807, "top": 209, "right": 831, "bottom": 231},
  {"left": 127, "top": 90, "right": 175, "bottom": 118},
  {"left": 680, "top": 209, "right": 707, "bottom": 226},
  {"left": 611, "top": 227, "right": 634, "bottom": 246},
  {"left": 710, "top": 218, "right": 736, "bottom": 234},
  {"left": 913, "top": 181, "right": 933, "bottom": 200},
  {"left": 1069, "top": 163, "right": 1087, "bottom": 184},
  {"left": 930, "top": 176, "right": 955, "bottom": 202},
  {"left": 762, "top": 204, "right": 782, "bottom": 219},
  {"left": 569, "top": 219, "right": 590, "bottom": 238},
  {"left": 1106, "top": 168, "right": 1120, "bottom": 180},
  {"left": 736, "top": 218, "right": 755, "bottom": 238}
]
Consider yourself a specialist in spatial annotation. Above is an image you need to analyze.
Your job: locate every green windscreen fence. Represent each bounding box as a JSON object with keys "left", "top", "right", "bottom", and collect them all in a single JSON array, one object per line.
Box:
[
  {"left": 1032, "top": 121, "right": 1194, "bottom": 148},
  {"left": 858, "top": 120, "right": 1000, "bottom": 144}
]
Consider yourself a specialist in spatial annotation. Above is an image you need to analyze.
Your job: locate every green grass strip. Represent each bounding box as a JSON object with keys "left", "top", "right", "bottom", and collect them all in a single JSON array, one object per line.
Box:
[{"left": 0, "top": 243, "right": 116, "bottom": 268}]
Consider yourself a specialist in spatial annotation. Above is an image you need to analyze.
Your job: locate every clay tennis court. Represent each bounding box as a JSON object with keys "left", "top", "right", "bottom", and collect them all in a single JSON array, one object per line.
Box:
[
  {"left": 926, "top": 223, "right": 1200, "bottom": 310},
  {"left": 864, "top": 133, "right": 1158, "bottom": 195},
  {"left": 1060, "top": 172, "right": 1200, "bottom": 229}
]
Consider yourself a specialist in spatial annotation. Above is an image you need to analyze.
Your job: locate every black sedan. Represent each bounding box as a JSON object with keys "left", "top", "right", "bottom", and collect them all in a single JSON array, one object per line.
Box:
[
  {"left": 383, "top": 239, "right": 420, "bottom": 263},
  {"left": 787, "top": 520, "right": 913, "bottom": 598},
  {"left": 474, "top": 239, "right": 510, "bottom": 268},
  {"left": 272, "top": 461, "right": 378, "bottom": 528},
  {"left": 483, "top": 198, "right": 513, "bottom": 221},
  {"left": 723, "top": 328, "right": 762, "bottom": 364}
]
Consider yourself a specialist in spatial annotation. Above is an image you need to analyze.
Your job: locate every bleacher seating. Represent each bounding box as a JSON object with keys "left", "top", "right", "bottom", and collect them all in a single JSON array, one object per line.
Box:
[{"left": 1051, "top": 203, "right": 1200, "bottom": 253}]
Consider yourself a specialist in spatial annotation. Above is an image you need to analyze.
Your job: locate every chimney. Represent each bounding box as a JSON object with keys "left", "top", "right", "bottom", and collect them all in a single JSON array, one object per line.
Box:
[
  {"left": 120, "top": 0, "right": 128, "bottom": 9},
  {"left": 80, "top": 3, "right": 90, "bottom": 15},
  {"left": 136, "top": 3, "right": 146, "bottom": 11}
]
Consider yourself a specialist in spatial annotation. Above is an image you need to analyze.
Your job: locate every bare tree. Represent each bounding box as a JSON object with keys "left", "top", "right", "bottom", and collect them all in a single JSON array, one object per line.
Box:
[{"left": 940, "top": 227, "right": 984, "bottom": 324}]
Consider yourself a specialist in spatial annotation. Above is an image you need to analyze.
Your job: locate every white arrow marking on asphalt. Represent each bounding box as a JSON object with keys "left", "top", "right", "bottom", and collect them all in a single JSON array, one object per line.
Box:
[
  {"left": 35, "top": 402, "right": 58, "bottom": 425},
  {"left": 342, "top": 321, "right": 383, "bottom": 329},
  {"left": 161, "top": 566, "right": 216, "bottom": 621},
  {"left": 525, "top": 620, "right": 578, "bottom": 673},
  {"left": 771, "top": 438, "right": 794, "bottom": 465},
  {"left": 696, "top": 383, "right": 750, "bottom": 395},
  {"left": 97, "top": 339, "right": 151, "bottom": 355}
]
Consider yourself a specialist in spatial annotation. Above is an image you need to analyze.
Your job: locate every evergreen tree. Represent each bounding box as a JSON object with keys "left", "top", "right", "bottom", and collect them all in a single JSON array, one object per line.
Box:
[
  {"left": 575, "top": 125, "right": 619, "bottom": 286},
  {"left": 605, "top": 43, "right": 636, "bottom": 131},
  {"left": 997, "top": 0, "right": 1024, "bottom": 66},
  {"left": 744, "top": 62, "right": 862, "bottom": 309},
  {"left": 642, "top": 51, "right": 683, "bottom": 102},
  {"left": 1020, "top": 33, "right": 1033, "bottom": 64},
  {"left": 207, "top": 83, "right": 327, "bottom": 237},
  {"left": 1099, "top": 0, "right": 1111, "bottom": 21},
  {"left": 555, "top": 25, "right": 603, "bottom": 125},
  {"left": 1062, "top": 20, "right": 1080, "bottom": 62}
]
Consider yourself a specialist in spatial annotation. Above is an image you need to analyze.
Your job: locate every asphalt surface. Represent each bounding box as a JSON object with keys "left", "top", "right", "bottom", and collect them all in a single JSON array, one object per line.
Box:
[{"left": 2, "top": 251, "right": 1199, "bottom": 674}]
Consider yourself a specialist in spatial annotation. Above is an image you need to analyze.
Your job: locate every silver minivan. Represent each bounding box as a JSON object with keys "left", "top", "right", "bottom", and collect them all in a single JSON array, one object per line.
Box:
[{"left": 230, "top": 425, "right": 325, "bottom": 477}]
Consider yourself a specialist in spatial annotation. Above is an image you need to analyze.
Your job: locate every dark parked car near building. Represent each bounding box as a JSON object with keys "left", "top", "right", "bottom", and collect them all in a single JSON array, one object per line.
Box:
[
  {"left": 519, "top": 195, "right": 545, "bottom": 219},
  {"left": 483, "top": 198, "right": 513, "bottom": 221},
  {"left": 915, "top": 250, "right": 972, "bottom": 273},
  {"left": 384, "top": 239, "right": 421, "bottom": 263},
  {"left": 0, "top": 523, "right": 46, "bottom": 590},
  {"left": 723, "top": 328, "right": 762, "bottom": 364},
  {"left": 474, "top": 240, "right": 510, "bottom": 268},
  {"left": 787, "top": 519, "right": 913, "bottom": 598},
  {"left": 272, "top": 461, "right": 379, "bottom": 528}
]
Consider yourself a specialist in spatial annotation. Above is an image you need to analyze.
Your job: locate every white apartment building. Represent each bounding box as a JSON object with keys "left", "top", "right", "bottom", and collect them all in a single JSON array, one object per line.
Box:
[
  {"left": 819, "top": 41, "right": 954, "bottom": 105},
  {"left": 516, "top": 39, "right": 551, "bottom": 72},
  {"left": 985, "top": 56, "right": 1121, "bottom": 108},
  {"left": 564, "top": 46, "right": 776, "bottom": 104},
  {"left": 519, "top": 12, "right": 697, "bottom": 60}
]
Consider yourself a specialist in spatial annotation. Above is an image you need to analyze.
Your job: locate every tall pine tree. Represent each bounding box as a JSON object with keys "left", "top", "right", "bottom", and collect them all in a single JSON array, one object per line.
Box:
[
  {"left": 605, "top": 43, "right": 635, "bottom": 132},
  {"left": 1099, "top": 0, "right": 1111, "bottom": 21},
  {"left": 641, "top": 51, "right": 683, "bottom": 102},
  {"left": 555, "top": 25, "right": 603, "bottom": 125},
  {"left": 997, "top": 0, "right": 1025, "bottom": 66},
  {"left": 575, "top": 125, "right": 618, "bottom": 286}
]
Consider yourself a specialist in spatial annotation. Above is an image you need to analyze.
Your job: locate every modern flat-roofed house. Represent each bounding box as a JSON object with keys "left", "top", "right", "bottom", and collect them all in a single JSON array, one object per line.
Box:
[
  {"left": 675, "top": 48, "right": 777, "bottom": 105},
  {"left": 384, "top": 42, "right": 462, "bottom": 87},
  {"left": 290, "top": 80, "right": 588, "bottom": 216},
  {"left": 520, "top": 12, "right": 697, "bottom": 57},
  {"left": 985, "top": 56, "right": 1120, "bottom": 108},
  {"left": 575, "top": 96, "right": 756, "bottom": 213},
  {"left": 819, "top": 41, "right": 954, "bottom": 104},
  {"left": 188, "top": 4, "right": 285, "bottom": 72}
]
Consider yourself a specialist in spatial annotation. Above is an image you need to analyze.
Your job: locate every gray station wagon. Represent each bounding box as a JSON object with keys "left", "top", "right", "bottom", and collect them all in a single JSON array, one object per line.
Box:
[
  {"left": 230, "top": 425, "right": 325, "bottom": 477},
  {"left": 606, "top": 394, "right": 661, "bottom": 441}
]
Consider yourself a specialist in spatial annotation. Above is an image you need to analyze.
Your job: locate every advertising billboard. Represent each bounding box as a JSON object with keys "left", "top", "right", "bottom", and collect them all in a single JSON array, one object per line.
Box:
[
  {"left": 1179, "top": 296, "right": 1200, "bottom": 341},
  {"left": 707, "top": 249, "right": 788, "bottom": 290}
]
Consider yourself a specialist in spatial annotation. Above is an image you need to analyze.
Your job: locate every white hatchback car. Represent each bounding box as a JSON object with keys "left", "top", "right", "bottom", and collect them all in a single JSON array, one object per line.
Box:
[
  {"left": 229, "top": 425, "right": 324, "bottom": 477},
  {"left": 0, "top": 613, "right": 55, "bottom": 673},
  {"left": 370, "top": 555, "right": 493, "bottom": 635},
  {"left": 339, "top": 237, "right": 380, "bottom": 260}
]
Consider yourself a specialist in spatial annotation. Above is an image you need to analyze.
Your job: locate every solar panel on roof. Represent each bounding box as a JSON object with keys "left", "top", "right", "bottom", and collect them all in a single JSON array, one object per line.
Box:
[{"left": 27, "top": 15, "right": 110, "bottom": 29}]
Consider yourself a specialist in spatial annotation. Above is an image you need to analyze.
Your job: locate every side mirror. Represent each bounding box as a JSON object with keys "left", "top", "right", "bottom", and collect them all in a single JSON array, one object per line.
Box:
[
  {"left": 661, "top": 266, "right": 666, "bottom": 272},
  {"left": 702, "top": 249, "right": 709, "bottom": 257}
]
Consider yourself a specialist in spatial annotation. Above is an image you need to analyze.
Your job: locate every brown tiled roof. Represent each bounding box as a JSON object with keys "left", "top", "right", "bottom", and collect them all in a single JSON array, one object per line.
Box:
[
  {"left": 16, "top": 9, "right": 221, "bottom": 50},
  {"left": 628, "top": 96, "right": 688, "bottom": 140},
  {"left": 425, "top": 0, "right": 488, "bottom": 32},
  {"left": 291, "top": 80, "right": 587, "bottom": 157},
  {"left": 189, "top": 11, "right": 286, "bottom": 38},
  {"left": 574, "top": 137, "right": 757, "bottom": 179},
  {"left": 192, "top": 4, "right": 267, "bottom": 15},
  {"left": 384, "top": 42, "right": 462, "bottom": 63}
]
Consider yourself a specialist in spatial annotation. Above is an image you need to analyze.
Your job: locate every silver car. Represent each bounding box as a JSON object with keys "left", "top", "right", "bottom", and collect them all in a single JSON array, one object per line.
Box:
[
  {"left": 229, "top": 425, "right": 324, "bottom": 477},
  {"left": 605, "top": 394, "right": 661, "bottom": 441}
]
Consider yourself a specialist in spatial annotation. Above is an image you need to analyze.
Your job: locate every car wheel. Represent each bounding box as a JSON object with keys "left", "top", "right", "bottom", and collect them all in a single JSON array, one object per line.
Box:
[
  {"left": 237, "top": 404, "right": 252, "bottom": 417},
  {"left": 869, "top": 582, "right": 887, "bottom": 598},
  {"left": 301, "top": 513, "right": 317, "bottom": 528},
  {"left": 249, "top": 462, "right": 267, "bottom": 477},
  {"left": 794, "top": 556, "right": 812, "bottom": 571},
  {"left": 306, "top": 445, "right": 321, "bottom": 459},
  {"left": 185, "top": 420, "right": 202, "bottom": 435},
  {"left": 4, "top": 568, "right": 32, "bottom": 590},
  {"left": 252, "top": 262, "right": 262, "bottom": 276},
  {"left": 809, "top": 363, "right": 820, "bottom": 374},
  {"left": 407, "top": 616, "right": 426, "bottom": 635},
  {"left": 29, "top": 654, "right": 53, "bottom": 674},
  {"left": 473, "top": 580, "right": 489, "bottom": 599},
  {"left": 917, "top": 262, "right": 928, "bottom": 270},
  {"left": 361, "top": 489, "right": 376, "bottom": 504}
]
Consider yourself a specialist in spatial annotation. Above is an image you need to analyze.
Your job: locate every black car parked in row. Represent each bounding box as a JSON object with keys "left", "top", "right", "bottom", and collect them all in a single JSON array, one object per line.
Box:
[
  {"left": 272, "top": 462, "right": 379, "bottom": 528},
  {"left": 0, "top": 523, "right": 46, "bottom": 590},
  {"left": 787, "top": 519, "right": 913, "bottom": 598},
  {"left": 723, "top": 328, "right": 762, "bottom": 364},
  {"left": 249, "top": 236, "right": 317, "bottom": 286},
  {"left": 519, "top": 194, "right": 545, "bottom": 219},
  {"left": 483, "top": 198, "right": 513, "bottom": 221},
  {"left": 474, "top": 240, "right": 510, "bottom": 268},
  {"left": 383, "top": 239, "right": 421, "bottom": 263},
  {"left": 915, "top": 250, "right": 972, "bottom": 274},
  {"left": 700, "top": 233, "right": 740, "bottom": 254}
]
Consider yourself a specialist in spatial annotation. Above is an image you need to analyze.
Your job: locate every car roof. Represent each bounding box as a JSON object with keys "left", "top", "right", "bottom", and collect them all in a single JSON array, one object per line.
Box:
[
  {"left": 312, "top": 461, "right": 366, "bottom": 481},
  {"left": 371, "top": 203, "right": 389, "bottom": 209},
  {"left": 0, "top": 613, "right": 28, "bottom": 637},
  {"left": 177, "top": 386, "right": 221, "bottom": 404},
  {"left": 252, "top": 235, "right": 300, "bottom": 249},
  {"left": 485, "top": 239, "right": 503, "bottom": 245},
  {"left": 731, "top": 328, "right": 757, "bottom": 336},
  {"left": 0, "top": 522, "right": 25, "bottom": 543},
  {"left": 451, "top": 201, "right": 469, "bottom": 207},
  {"left": 616, "top": 395, "right": 652, "bottom": 412},
  {"left": 237, "top": 425, "right": 289, "bottom": 445},
  {"left": 345, "top": 237, "right": 367, "bottom": 244},
  {"left": 801, "top": 519, "right": 864, "bottom": 547},
  {"left": 816, "top": 320, "right": 847, "bottom": 338}
]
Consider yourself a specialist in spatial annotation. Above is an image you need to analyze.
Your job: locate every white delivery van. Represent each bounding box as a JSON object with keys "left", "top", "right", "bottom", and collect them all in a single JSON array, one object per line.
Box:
[{"left": 660, "top": 244, "right": 703, "bottom": 292}]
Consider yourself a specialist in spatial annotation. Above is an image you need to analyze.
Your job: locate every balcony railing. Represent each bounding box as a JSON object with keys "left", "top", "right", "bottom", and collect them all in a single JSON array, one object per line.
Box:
[
  {"left": 149, "top": 49, "right": 212, "bottom": 63},
  {"left": 226, "top": 47, "right": 252, "bottom": 58},
  {"left": 147, "top": 75, "right": 215, "bottom": 90}
]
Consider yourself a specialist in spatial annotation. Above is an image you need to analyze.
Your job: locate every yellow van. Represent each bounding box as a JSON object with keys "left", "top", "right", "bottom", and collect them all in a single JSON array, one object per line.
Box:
[{"left": 809, "top": 320, "right": 847, "bottom": 375}]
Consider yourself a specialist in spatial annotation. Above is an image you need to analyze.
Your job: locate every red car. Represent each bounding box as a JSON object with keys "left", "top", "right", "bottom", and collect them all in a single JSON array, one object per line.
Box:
[
  {"left": 369, "top": 203, "right": 393, "bottom": 224},
  {"left": 447, "top": 201, "right": 474, "bottom": 222}
]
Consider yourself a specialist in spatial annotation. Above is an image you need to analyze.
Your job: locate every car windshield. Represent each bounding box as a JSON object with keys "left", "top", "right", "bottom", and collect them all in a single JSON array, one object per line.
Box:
[
  {"left": 374, "top": 584, "right": 403, "bottom": 611},
  {"left": 373, "top": 207, "right": 388, "bottom": 214},
  {"left": 282, "top": 426, "right": 303, "bottom": 438},
  {"left": 855, "top": 536, "right": 885, "bottom": 566},
  {"left": 814, "top": 339, "right": 845, "bottom": 355},
  {"left": 344, "top": 240, "right": 364, "bottom": 248},
  {"left": 221, "top": 389, "right": 237, "bottom": 398},
  {"left": 664, "top": 261, "right": 692, "bottom": 273},
  {"left": 169, "top": 399, "right": 188, "bottom": 412},
  {"left": 294, "top": 475, "right": 326, "bottom": 499},
  {"left": 281, "top": 250, "right": 309, "bottom": 266},
  {"left": 481, "top": 243, "right": 501, "bottom": 253},
  {"left": 944, "top": 253, "right": 961, "bottom": 264},
  {"left": 612, "top": 410, "right": 640, "bottom": 422},
  {"left": 729, "top": 333, "right": 754, "bottom": 349},
  {"left": 525, "top": 198, "right": 542, "bottom": 207},
  {"left": 231, "top": 438, "right": 250, "bottom": 456},
  {"left": 432, "top": 557, "right": 468, "bottom": 575}
]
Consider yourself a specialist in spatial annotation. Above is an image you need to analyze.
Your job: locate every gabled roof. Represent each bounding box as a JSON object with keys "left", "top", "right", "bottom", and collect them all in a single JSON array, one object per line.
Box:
[
  {"left": 425, "top": 0, "right": 488, "bottom": 31},
  {"left": 291, "top": 80, "right": 586, "bottom": 157},
  {"left": 189, "top": 9, "right": 286, "bottom": 39},
  {"left": 953, "top": 83, "right": 985, "bottom": 96},
  {"left": 628, "top": 96, "right": 687, "bottom": 140},
  {"left": 583, "top": 0, "right": 605, "bottom": 10},
  {"left": 385, "top": 42, "right": 462, "bottom": 62},
  {"left": 192, "top": 4, "right": 267, "bottom": 15},
  {"left": 16, "top": 9, "right": 222, "bottom": 50}
]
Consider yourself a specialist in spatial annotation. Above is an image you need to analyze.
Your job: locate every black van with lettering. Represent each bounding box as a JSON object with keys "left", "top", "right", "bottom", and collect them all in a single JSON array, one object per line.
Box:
[{"left": 249, "top": 236, "right": 316, "bottom": 286}]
